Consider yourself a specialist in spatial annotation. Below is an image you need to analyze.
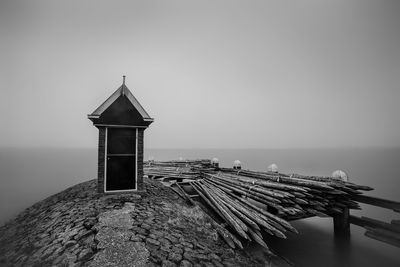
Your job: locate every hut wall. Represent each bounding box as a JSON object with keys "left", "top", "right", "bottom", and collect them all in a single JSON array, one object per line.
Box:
[
  {"left": 137, "top": 128, "right": 144, "bottom": 191},
  {"left": 97, "top": 127, "right": 106, "bottom": 193},
  {"left": 97, "top": 126, "right": 145, "bottom": 193}
]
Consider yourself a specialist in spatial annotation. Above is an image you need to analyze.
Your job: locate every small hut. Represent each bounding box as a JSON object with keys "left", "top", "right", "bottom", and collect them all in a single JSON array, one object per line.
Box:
[{"left": 88, "top": 76, "right": 153, "bottom": 193}]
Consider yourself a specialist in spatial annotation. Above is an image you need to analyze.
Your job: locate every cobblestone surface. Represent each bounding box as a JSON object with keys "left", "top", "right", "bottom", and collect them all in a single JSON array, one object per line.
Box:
[{"left": 0, "top": 178, "right": 271, "bottom": 266}]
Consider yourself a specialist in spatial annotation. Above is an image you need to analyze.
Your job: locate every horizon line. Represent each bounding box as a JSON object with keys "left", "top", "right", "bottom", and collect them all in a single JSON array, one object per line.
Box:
[{"left": 1, "top": 145, "right": 400, "bottom": 150}]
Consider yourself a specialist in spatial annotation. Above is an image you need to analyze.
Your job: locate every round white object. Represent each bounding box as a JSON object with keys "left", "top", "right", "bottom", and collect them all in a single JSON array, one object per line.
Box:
[
  {"left": 268, "top": 163, "right": 278, "bottom": 173},
  {"left": 332, "top": 170, "right": 348, "bottom": 182},
  {"left": 233, "top": 160, "right": 241, "bottom": 167},
  {"left": 211, "top": 158, "right": 219, "bottom": 164},
  {"left": 178, "top": 157, "right": 184, "bottom": 161}
]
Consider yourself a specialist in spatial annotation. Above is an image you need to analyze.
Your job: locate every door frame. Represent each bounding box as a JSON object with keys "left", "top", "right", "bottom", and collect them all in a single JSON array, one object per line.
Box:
[{"left": 104, "top": 126, "right": 138, "bottom": 193}]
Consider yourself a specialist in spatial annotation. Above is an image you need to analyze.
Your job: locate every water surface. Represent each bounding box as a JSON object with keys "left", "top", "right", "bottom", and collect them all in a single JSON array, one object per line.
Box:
[{"left": 0, "top": 147, "right": 399, "bottom": 266}]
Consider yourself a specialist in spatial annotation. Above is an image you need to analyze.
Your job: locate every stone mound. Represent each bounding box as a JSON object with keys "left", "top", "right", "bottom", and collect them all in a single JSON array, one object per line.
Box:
[{"left": 0, "top": 178, "right": 272, "bottom": 266}]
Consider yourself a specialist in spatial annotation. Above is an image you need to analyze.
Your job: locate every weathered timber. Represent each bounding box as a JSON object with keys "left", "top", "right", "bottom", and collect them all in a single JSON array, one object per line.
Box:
[
  {"left": 175, "top": 183, "right": 195, "bottom": 205},
  {"left": 198, "top": 182, "right": 249, "bottom": 240},
  {"left": 211, "top": 222, "right": 236, "bottom": 249},
  {"left": 349, "top": 215, "right": 400, "bottom": 234},
  {"left": 201, "top": 182, "right": 250, "bottom": 234},
  {"left": 204, "top": 177, "right": 288, "bottom": 213},
  {"left": 216, "top": 172, "right": 308, "bottom": 193},
  {"left": 206, "top": 182, "right": 265, "bottom": 231},
  {"left": 219, "top": 168, "right": 336, "bottom": 191},
  {"left": 247, "top": 226, "right": 270, "bottom": 251},
  {"left": 209, "top": 182, "right": 287, "bottom": 237},
  {"left": 192, "top": 181, "right": 244, "bottom": 249},
  {"left": 206, "top": 174, "right": 289, "bottom": 201},
  {"left": 170, "top": 186, "right": 185, "bottom": 198},
  {"left": 208, "top": 184, "right": 261, "bottom": 231},
  {"left": 204, "top": 179, "right": 289, "bottom": 236},
  {"left": 210, "top": 173, "right": 292, "bottom": 198},
  {"left": 204, "top": 176, "right": 283, "bottom": 205},
  {"left": 350, "top": 194, "right": 400, "bottom": 212},
  {"left": 364, "top": 227, "right": 400, "bottom": 248},
  {"left": 144, "top": 159, "right": 386, "bottom": 249},
  {"left": 288, "top": 173, "right": 373, "bottom": 191},
  {"left": 225, "top": 190, "right": 297, "bottom": 233}
]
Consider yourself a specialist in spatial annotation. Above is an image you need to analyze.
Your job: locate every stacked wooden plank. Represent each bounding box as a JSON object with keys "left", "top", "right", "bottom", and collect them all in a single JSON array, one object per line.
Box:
[
  {"left": 145, "top": 159, "right": 212, "bottom": 168},
  {"left": 144, "top": 159, "right": 212, "bottom": 180},
  {"left": 144, "top": 160, "right": 374, "bottom": 250},
  {"left": 191, "top": 169, "right": 372, "bottom": 250},
  {"left": 191, "top": 178, "right": 296, "bottom": 250},
  {"left": 215, "top": 168, "right": 373, "bottom": 220}
]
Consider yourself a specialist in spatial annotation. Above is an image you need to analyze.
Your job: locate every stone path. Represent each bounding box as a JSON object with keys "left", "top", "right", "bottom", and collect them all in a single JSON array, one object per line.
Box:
[
  {"left": 0, "top": 178, "right": 271, "bottom": 266},
  {"left": 89, "top": 203, "right": 149, "bottom": 267}
]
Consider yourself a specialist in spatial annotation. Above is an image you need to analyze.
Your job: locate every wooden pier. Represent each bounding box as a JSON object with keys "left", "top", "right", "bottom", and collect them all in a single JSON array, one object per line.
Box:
[
  {"left": 348, "top": 195, "right": 400, "bottom": 247},
  {"left": 144, "top": 159, "right": 400, "bottom": 251}
]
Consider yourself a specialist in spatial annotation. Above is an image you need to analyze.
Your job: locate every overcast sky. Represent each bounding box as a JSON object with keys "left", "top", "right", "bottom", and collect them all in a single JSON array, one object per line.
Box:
[{"left": 1, "top": 0, "right": 399, "bottom": 149}]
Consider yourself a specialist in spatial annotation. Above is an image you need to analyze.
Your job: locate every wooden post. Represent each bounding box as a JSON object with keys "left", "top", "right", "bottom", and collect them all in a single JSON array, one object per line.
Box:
[
  {"left": 332, "top": 169, "right": 350, "bottom": 238},
  {"left": 333, "top": 207, "right": 350, "bottom": 238}
]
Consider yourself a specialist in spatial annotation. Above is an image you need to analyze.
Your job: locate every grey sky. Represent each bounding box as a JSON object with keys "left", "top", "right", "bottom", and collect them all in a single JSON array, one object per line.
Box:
[{"left": 1, "top": 0, "right": 399, "bottom": 149}]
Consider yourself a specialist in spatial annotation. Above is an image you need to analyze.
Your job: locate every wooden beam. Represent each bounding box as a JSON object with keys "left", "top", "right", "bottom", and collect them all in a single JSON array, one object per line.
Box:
[
  {"left": 176, "top": 181, "right": 193, "bottom": 185},
  {"left": 170, "top": 186, "right": 185, "bottom": 198},
  {"left": 365, "top": 227, "right": 400, "bottom": 248},
  {"left": 350, "top": 215, "right": 400, "bottom": 233},
  {"left": 351, "top": 194, "right": 400, "bottom": 212},
  {"left": 176, "top": 183, "right": 195, "bottom": 206}
]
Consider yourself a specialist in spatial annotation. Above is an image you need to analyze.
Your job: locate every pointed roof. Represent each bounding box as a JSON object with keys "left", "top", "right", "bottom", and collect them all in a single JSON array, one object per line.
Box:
[{"left": 88, "top": 78, "right": 153, "bottom": 122}]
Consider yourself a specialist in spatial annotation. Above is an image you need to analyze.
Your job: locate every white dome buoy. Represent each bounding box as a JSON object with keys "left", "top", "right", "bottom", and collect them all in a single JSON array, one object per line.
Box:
[
  {"left": 268, "top": 163, "right": 278, "bottom": 173},
  {"left": 211, "top": 158, "right": 219, "bottom": 168},
  {"left": 332, "top": 170, "right": 348, "bottom": 182},
  {"left": 147, "top": 156, "right": 155, "bottom": 165},
  {"left": 178, "top": 156, "right": 184, "bottom": 161},
  {"left": 233, "top": 160, "right": 241, "bottom": 170}
]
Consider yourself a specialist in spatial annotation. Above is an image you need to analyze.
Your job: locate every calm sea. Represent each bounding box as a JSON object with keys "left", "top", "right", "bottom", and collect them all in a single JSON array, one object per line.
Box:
[{"left": 0, "top": 147, "right": 399, "bottom": 266}]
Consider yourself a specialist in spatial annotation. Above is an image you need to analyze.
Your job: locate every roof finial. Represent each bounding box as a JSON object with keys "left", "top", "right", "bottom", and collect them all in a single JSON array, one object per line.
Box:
[{"left": 122, "top": 75, "right": 126, "bottom": 85}]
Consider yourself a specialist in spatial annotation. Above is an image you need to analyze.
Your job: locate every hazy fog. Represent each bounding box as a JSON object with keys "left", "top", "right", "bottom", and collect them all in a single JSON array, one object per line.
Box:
[{"left": 1, "top": 0, "right": 399, "bottom": 149}]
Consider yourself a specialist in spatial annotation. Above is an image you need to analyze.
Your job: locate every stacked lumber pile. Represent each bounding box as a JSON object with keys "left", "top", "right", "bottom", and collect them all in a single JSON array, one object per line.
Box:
[
  {"left": 145, "top": 159, "right": 212, "bottom": 168},
  {"left": 144, "top": 159, "right": 212, "bottom": 180},
  {"left": 215, "top": 168, "right": 373, "bottom": 219},
  {"left": 144, "top": 160, "right": 374, "bottom": 250},
  {"left": 191, "top": 178, "right": 296, "bottom": 250},
  {"left": 190, "top": 169, "right": 373, "bottom": 250}
]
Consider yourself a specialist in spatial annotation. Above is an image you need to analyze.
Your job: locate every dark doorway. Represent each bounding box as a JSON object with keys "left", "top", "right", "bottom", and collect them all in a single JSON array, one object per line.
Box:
[{"left": 106, "top": 128, "right": 136, "bottom": 191}]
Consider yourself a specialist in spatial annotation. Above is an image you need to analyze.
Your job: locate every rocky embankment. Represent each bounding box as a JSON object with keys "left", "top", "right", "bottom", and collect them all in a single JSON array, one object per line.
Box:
[{"left": 0, "top": 178, "right": 273, "bottom": 266}]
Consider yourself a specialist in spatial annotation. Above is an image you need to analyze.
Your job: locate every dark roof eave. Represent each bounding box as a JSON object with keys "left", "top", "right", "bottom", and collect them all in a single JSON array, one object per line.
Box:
[
  {"left": 88, "top": 114, "right": 100, "bottom": 119},
  {"left": 88, "top": 114, "right": 153, "bottom": 121}
]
